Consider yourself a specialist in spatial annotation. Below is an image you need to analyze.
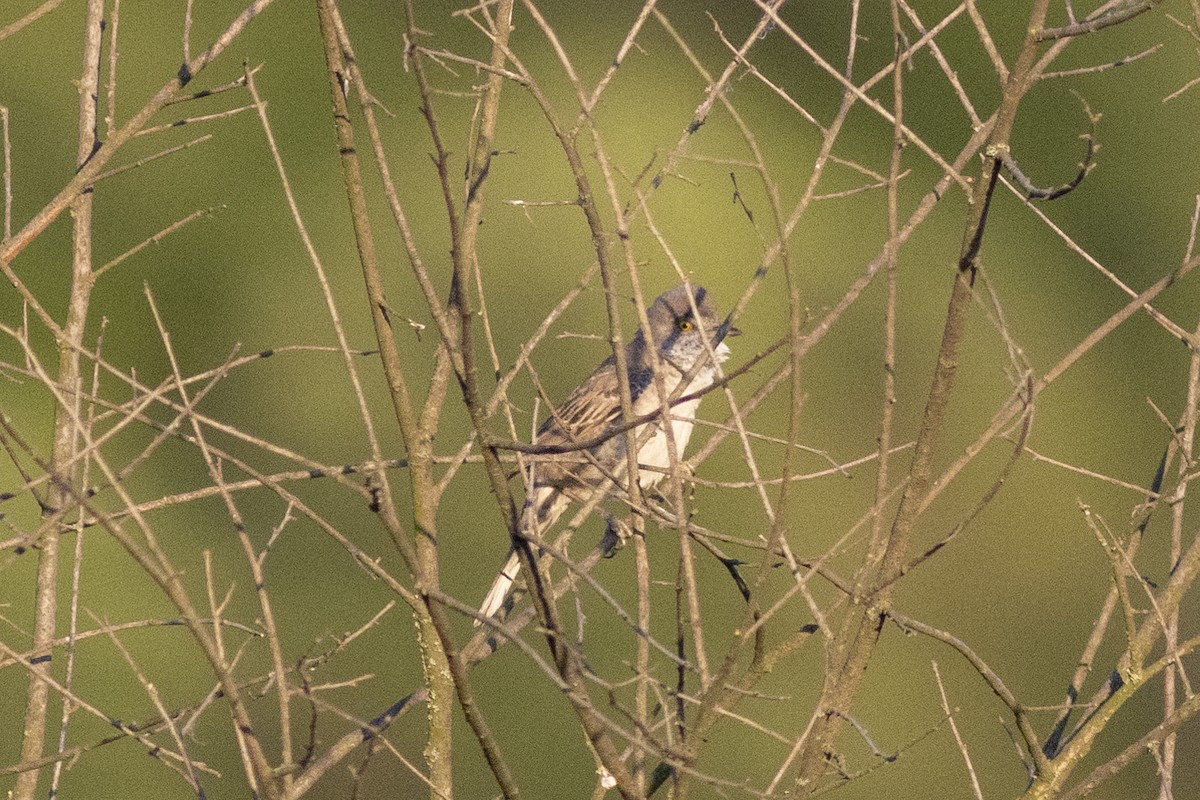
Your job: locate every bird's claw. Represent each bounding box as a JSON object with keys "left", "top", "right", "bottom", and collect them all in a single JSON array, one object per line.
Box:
[{"left": 601, "top": 516, "right": 633, "bottom": 558}]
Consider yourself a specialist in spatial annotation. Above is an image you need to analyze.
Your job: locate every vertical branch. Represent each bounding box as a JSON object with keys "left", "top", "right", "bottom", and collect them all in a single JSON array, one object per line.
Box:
[
  {"left": 49, "top": 320, "right": 105, "bottom": 796},
  {"left": 13, "top": 3, "right": 103, "bottom": 797},
  {"left": 10, "top": 334, "right": 282, "bottom": 798},
  {"left": 317, "top": 3, "right": 525, "bottom": 798},
  {"left": 458, "top": 0, "right": 513, "bottom": 274},
  {"left": 415, "top": 0, "right": 524, "bottom": 480},
  {"left": 0, "top": 0, "right": 277, "bottom": 270},
  {"left": 312, "top": 4, "right": 455, "bottom": 797},
  {"left": 1, "top": 104, "right": 11, "bottom": 239},
  {"left": 793, "top": 1, "right": 1055, "bottom": 792},
  {"left": 438, "top": 0, "right": 529, "bottom": 551},
  {"left": 867, "top": 0, "right": 903, "bottom": 599},
  {"left": 1160, "top": 197, "right": 1200, "bottom": 798},
  {"left": 636, "top": 468, "right": 652, "bottom": 795},
  {"left": 103, "top": 0, "right": 119, "bottom": 136},
  {"left": 324, "top": 6, "right": 465, "bottom": 448}
]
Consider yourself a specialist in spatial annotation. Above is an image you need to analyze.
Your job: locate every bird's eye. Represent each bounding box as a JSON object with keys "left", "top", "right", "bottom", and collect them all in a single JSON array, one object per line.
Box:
[{"left": 677, "top": 319, "right": 693, "bottom": 331}]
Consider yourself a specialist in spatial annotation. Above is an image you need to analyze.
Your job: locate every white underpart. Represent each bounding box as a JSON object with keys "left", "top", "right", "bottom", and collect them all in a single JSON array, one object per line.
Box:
[
  {"left": 632, "top": 340, "right": 730, "bottom": 489},
  {"left": 476, "top": 339, "right": 730, "bottom": 624}
]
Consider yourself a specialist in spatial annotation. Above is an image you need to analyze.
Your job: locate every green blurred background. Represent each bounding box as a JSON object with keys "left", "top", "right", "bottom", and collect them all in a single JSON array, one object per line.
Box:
[{"left": 2, "top": 1, "right": 1200, "bottom": 797}]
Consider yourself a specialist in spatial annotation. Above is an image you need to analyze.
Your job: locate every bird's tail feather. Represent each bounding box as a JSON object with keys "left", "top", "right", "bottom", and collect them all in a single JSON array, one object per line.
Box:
[
  {"left": 475, "top": 486, "right": 572, "bottom": 626},
  {"left": 477, "top": 548, "right": 521, "bottom": 623}
]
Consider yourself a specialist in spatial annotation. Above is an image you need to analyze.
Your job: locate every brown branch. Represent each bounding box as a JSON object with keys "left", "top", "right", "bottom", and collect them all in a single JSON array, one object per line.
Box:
[
  {"left": 13, "top": 3, "right": 105, "bottom": 796},
  {"left": 791, "top": 1, "right": 1056, "bottom": 791},
  {"left": 0, "top": 0, "right": 67, "bottom": 42},
  {"left": 1037, "top": 0, "right": 1165, "bottom": 40},
  {"left": 0, "top": 0, "right": 277, "bottom": 275},
  {"left": 0, "top": 362, "right": 282, "bottom": 800},
  {"left": 996, "top": 93, "right": 1099, "bottom": 200},
  {"left": 314, "top": 4, "right": 468, "bottom": 799}
]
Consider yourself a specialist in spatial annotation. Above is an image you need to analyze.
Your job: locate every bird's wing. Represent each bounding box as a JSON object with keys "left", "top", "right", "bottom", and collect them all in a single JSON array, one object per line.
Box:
[{"left": 539, "top": 356, "right": 624, "bottom": 445}]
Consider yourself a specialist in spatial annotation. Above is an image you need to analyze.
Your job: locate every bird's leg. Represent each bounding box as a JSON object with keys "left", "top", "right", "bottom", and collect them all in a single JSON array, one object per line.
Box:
[{"left": 601, "top": 515, "right": 633, "bottom": 558}]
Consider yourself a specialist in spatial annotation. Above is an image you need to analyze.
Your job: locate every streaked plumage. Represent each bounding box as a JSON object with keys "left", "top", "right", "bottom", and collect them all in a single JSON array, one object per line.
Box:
[{"left": 478, "top": 284, "right": 735, "bottom": 623}]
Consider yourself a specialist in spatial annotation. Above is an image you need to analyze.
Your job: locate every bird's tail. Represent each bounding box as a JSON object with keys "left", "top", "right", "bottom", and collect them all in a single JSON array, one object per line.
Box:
[
  {"left": 477, "top": 548, "right": 521, "bottom": 623},
  {"left": 475, "top": 486, "right": 571, "bottom": 626}
]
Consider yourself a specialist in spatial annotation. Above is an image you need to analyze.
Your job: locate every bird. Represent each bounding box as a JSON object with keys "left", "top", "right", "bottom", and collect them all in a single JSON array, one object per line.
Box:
[{"left": 477, "top": 283, "right": 737, "bottom": 624}]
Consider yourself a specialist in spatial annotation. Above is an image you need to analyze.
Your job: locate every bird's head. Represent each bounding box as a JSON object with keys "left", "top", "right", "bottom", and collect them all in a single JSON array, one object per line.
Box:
[{"left": 643, "top": 283, "right": 738, "bottom": 366}]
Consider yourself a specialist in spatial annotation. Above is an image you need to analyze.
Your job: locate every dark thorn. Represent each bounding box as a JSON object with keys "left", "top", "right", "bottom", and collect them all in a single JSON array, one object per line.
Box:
[{"left": 721, "top": 558, "right": 751, "bottom": 602}]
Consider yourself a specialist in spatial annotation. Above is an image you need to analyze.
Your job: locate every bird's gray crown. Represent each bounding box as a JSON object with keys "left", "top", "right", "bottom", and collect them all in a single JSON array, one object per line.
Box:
[
  {"left": 624, "top": 283, "right": 727, "bottom": 387},
  {"left": 636, "top": 283, "right": 721, "bottom": 353},
  {"left": 645, "top": 284, "right": 719, "bottom": 342}
]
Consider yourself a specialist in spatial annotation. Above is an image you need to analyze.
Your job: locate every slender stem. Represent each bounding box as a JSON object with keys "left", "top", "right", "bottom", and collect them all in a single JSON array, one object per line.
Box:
[
  {"left": 313, "top": 4, "right": 458, "bottom": 798},
  {"left": 12, "top": 3, "right": 103, "bottom": 796},
  {"left": 792, "top": 1, "right": 1055, "bottom": 791}
]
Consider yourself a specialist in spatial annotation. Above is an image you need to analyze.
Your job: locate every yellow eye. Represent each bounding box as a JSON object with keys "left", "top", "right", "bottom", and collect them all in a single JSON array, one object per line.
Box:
[{"left": 677, "top": 319, "right": 693, "bottom": 331}]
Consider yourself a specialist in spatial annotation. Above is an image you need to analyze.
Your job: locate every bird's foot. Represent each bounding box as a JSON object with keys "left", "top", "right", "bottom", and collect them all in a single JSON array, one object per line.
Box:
[{"left": 601, "top": 516, "right": 634, "bottom": 558}]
